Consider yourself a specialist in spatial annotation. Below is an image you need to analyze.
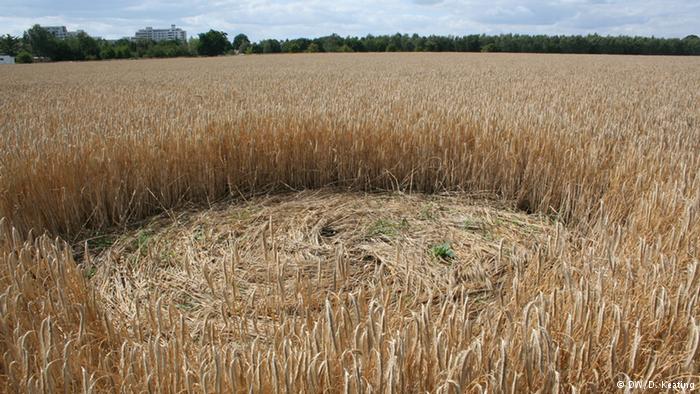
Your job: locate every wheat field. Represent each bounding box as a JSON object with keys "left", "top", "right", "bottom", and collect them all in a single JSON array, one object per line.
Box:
[{"left": 0, "top": 53, "right": 699, "bottom": 392}]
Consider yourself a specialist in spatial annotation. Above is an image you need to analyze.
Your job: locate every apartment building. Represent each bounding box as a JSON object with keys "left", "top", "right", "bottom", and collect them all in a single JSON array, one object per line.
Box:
[
  {"left": 42, "top": 26, "right": 86, "bottom": 39},
  {"left": 134, "top": 25, "right": 187, "bottom": 42},
  {"left": 43, "top": 26, "right": 69, "bottom": 39}
]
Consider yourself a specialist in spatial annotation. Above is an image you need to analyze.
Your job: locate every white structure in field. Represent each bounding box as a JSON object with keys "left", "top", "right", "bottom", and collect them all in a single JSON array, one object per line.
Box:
[
  {"left": 134, "top": 25, "right": 187, "bottom": 42},
  {"left": 0, "top": 54, "right": 15, "bottom": 64}
]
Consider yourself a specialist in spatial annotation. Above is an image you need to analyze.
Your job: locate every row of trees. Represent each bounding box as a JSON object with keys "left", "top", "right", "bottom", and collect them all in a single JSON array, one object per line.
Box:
[
  {"left": 250, "top": 33, "right": 700, "bottom": 55},
  {"left": 2, "top": 25, "right": 699, "bottom": 63}
]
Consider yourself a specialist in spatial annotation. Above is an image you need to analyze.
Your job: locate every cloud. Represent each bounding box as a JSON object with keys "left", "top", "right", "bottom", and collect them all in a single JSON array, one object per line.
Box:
[
  {"left": 412, "top": 0, "right": 444, "bottom": 5},
  {"left": 0, "top": 0, "right": 697, "bottom": 40},
  {"left": 476, "top": 4, "right": 577, "bottom": 25}
]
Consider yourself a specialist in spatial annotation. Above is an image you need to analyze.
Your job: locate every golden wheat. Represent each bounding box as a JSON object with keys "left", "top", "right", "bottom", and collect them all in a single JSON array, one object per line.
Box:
[{"left": 0, "top": 53, "right": 699, "bottom": 392}]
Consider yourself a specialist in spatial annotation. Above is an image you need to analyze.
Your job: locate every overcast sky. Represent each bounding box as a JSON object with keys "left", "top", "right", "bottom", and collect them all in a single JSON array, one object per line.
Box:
[{"left": 0, "top": 0, "right": 697, "bottom": 40}]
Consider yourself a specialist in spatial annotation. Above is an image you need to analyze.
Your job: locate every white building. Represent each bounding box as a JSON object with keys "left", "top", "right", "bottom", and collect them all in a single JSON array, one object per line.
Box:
[
  {"left": 0, "top": 54, "right": 15, "bottom": 64},
  {"left": 42, "top": 26, "right": 87, "bottom": 40},
  {"left": 134, "top": 25, "right": 187, "bottom": 42}
]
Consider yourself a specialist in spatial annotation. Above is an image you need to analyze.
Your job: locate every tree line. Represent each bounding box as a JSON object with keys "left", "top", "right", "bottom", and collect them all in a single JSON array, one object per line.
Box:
[
  {"left": 246, "top": 33, "right": 700, "bottom": 56},
  {"left": 1, "top": 25, "right": 699, "bottom": 63}
]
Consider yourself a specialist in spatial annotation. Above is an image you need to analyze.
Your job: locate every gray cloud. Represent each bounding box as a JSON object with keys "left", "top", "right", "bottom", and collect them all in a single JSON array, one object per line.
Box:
[{"left": 0, "top": 0, "right": 696, "bottom": 40}]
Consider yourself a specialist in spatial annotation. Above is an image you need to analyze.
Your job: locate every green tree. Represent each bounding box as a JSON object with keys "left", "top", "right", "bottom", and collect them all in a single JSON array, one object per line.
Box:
[
  {"left": 320, "top": 34, "right": 342, "bottom": 52},
  {"left": 76, "top": 32, "right": 100, "bottom": 60},
  {"left": 683, "top": 35, "right": 700, "bottom": 55},
  {"left": 261, "top": 39, "right": 281, "bottom": 53},
  {"left": 100, "top": 45, "right": 115, "bottom": 60},
  {"left": 306, "top": 42, "right": 320, "bottom": 53},
  {"left": 114, "top": 45, "right": 132, "bottom": 59},
  {"left": 23, "top": 25, "right": 57, "bottom": 58},
  {"left": 345, "top": 37, "right": 364, "bottom": 52},
  {"left": 248, "top": 42, "right": 263, "bottom": 54},
  {"left": 53, "top": 39, "right": 75, "bottom": 61},
  {"left": 232, "top": 33, "right": 250, "bottom": 52},
  {"left": 197, "top": 30, "right": 230, "bottom": 56},
  {"left": 423, "top": 37, "right": 439, "bottom": 52},
  {"left": 0, "top": 34, "right": 22, "bottom": 56},
  {"left": 481, "top": 43, "right": 497, "bottom": 52},
  {"left": 281, "top": 38, "right": 311, "bottom": 53},
  {"left": 188, "top": 37, "right": 200, "bottom": 55}
]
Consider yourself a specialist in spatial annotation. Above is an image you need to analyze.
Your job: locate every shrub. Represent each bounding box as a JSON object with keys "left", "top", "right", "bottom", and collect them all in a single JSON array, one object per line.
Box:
[{"left": 15, "top": 50, "right": 33, "bottom": 63}]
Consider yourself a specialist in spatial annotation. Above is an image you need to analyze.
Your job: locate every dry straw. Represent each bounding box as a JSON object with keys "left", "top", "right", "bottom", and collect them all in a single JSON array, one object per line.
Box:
[{"left": 0, "top": 53, "right": 699, "bottom": 392}]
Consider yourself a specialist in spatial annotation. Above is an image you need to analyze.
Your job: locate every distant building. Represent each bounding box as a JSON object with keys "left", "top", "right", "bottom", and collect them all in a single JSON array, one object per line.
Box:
[
  {"left": 66, "top": 29, "right": 86, "bottom": 38},
  {"left": 42, "top": 26, "right": 87, "bottom": 40},
  {"left": 44, "top": 26, "right": 69, "bottom": 39},
  {"left": 134, "top": 25, "right": 187, "bottom": 42},
  {"left": 0, "top": 54, "right": 15, "bottom": 64}
]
